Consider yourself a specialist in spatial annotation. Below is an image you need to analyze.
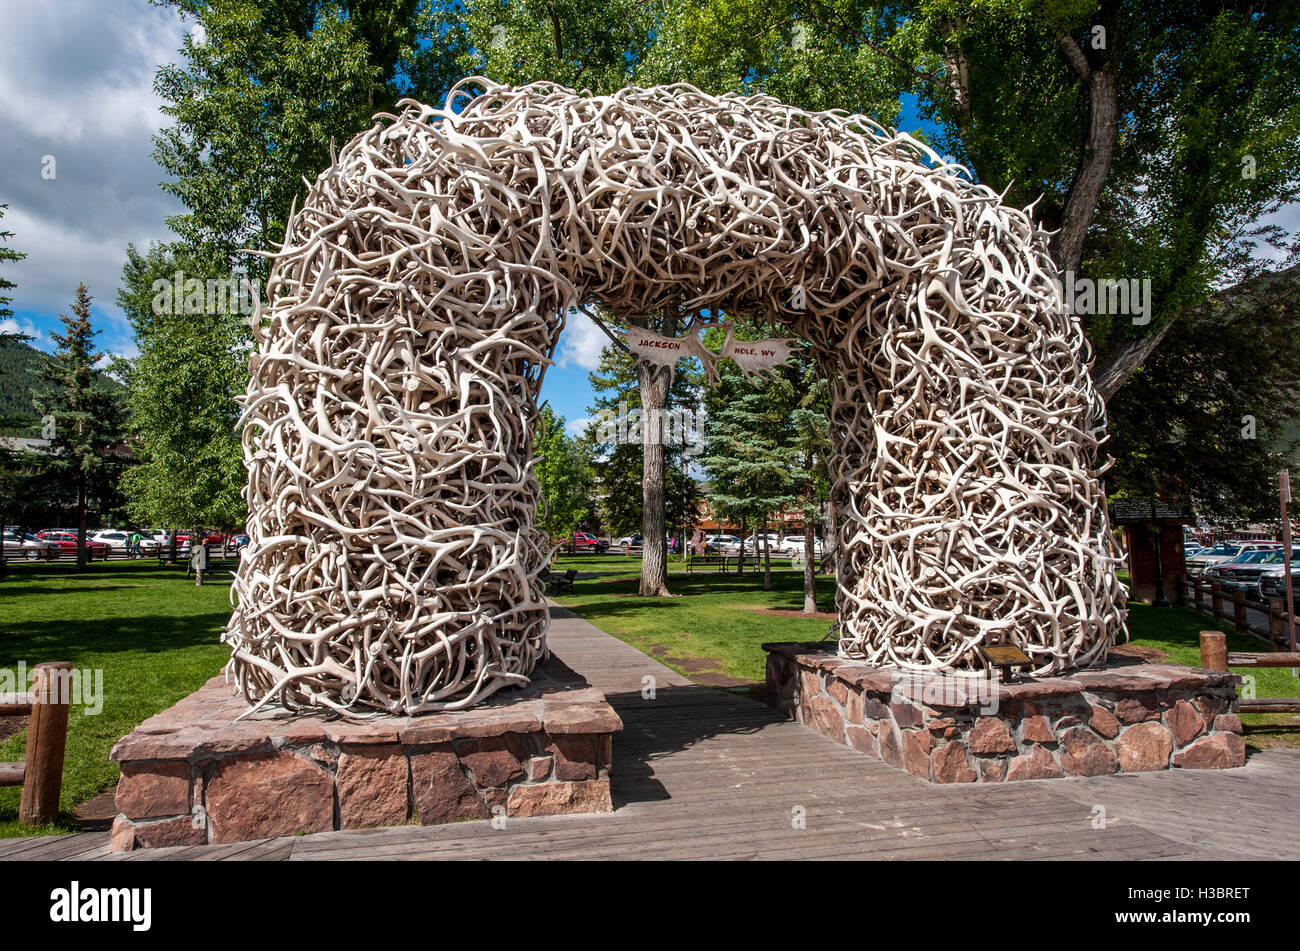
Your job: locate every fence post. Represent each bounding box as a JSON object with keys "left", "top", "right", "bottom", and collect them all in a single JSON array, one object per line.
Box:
[
  {"left": 1199, "top": 631, "right": 1228, "bottom": 672},
  {"left": 1194, "top": 580, "right": 1206, "bottom": 611},
  {"left": 18, "top": 661, "right": 72, "bottom": 826},
  {"left": 1210, "top": 582, "right": 1223, "bottom": 620},
  {"left": 1232, "top": 589, "right": 1248, "bottom": 632}
]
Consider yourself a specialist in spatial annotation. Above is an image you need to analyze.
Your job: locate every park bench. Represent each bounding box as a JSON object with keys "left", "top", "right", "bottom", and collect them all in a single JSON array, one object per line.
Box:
[
  {"left": 0, "top": 662, "right": 72, "bottom": 825},
  {"left": 686, "top": 552, "right": 734, "bottom": 573},
  {"left": 541, "top": 568, "right": 578, "bottom": 595}
]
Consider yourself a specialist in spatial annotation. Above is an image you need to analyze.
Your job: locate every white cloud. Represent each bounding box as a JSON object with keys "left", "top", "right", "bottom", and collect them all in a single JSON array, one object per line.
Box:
[
  {"left": 0, "top": 317, "right": 42, "bottom": 341},
  {"left": 565, "top": 415, "right": 595, "bottom": 436},
  {"left": 0, "top": 0, "right": 190, "bottom": 354},
  {"left": 556, "top": 308, "right": 610, "bottom": 371}
]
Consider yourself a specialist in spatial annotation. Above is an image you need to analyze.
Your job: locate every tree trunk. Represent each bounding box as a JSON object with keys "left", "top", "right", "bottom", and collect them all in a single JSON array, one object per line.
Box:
[
  {"left": 76, "top": 471, "right": 87, "bottom": 571},
  {"left": 762, "top": 518, "right": 772, "bottom": 590},
  {"left": 636, "top": 358, "right": 673, "bottom": 597},
  {"left": 737, "top": 516, "right": 746, "bottom": 574},
  {"left": 803, "top": 521, "right": 817, "bottom": 613}
]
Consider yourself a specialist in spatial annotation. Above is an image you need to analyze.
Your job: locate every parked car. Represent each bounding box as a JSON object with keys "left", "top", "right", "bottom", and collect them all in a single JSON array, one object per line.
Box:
[
  {"left": 704, "top": 534, "right": 741, "bottom": 553},
  {"left": 1203, "top": 548, "right": 1300, "bottom": 598},
  {"left": 89, "top": 529, "right": 132, "bottom": 551},
  {"left": 615, "top": 533, "right": 643, "bottom": 549},
  {"left": 743, "top": 533, "right": 783, "bottom": 553},
  {"left": 36, "top": 531, "right": 111, "bottom": 559},
  {"left": 1, "top": 529, "right": 61, "bottom": 561},
  {"left": 779, "top": 535, "right": 825, "bottom": 556},
  {"left": 1259, "top": 560, "right": 1300, "bottom": 603},
  {"left": 567, "top": 532, "right": 608, "bottom": 553},
  {"left": 1185, "top": 541, "right": 1280, "bottom": 578}
]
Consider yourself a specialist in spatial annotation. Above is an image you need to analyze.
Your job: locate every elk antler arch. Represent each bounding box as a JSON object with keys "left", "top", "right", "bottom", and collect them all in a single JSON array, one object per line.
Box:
[{"left": 225, "top": 79, "right": 1127, "bottom": 717}]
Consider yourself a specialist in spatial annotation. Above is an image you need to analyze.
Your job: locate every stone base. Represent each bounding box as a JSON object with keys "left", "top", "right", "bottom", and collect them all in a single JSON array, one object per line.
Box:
[
  {"left": 109, "top": 653, "right": 620, "bottom": 850},
  {"left": 763, "top": 642, "right": 1246, "bottom": 784}
]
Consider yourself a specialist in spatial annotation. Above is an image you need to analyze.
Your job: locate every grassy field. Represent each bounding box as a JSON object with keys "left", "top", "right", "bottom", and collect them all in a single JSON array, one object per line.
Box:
[
  {"left": 0, "top": 554, "right": 1296, "bottom": 837},
  {"left": 0, "top": 561, "right": 231, "bottom": 837}
]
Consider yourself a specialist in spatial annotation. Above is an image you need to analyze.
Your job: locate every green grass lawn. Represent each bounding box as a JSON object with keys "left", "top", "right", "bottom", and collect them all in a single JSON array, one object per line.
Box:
[{"left": 0, "top": 561, "right": 231, "bottom": 837}]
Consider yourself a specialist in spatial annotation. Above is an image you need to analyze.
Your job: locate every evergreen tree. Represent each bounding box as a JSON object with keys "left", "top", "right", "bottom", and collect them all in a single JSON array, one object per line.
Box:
[{"left": 32, "top": 285, "right": 128, "bottom": 569}]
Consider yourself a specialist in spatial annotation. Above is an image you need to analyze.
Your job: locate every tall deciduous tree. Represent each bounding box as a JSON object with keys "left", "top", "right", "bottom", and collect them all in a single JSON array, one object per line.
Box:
[
  {"left": 534, "top": 405, "right": 596, "bottom": 545},
  {"left": 31, "top": 286, "right": 128, "bottom": 569},
  {"left": 118, "top": 244, "right": 248, "bottom": 534}
]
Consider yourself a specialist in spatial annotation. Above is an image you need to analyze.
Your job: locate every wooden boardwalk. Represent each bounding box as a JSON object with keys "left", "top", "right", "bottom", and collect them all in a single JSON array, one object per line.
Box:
[{"left": 5, "top": 604, "right": 1300, "bottom": 861}]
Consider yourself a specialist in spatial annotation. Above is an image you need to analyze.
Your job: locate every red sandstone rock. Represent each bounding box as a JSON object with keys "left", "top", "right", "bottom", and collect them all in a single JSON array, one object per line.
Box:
[
  {"left": 507, "top": 780, "right": 612, "bottom": 817},
  {"left": 1172, "top": 733, "right": 1247, "bottom": 770},
  {"left": 410, "top": 746, "right": 490, "bottom": 825},
  {"left": 926, "top": 717, "right": 957, "bottom": 734},
  {"left": 901, "top": 730, "right": 933, "bottom": 778},
  {"left": 845, "top": 725, "right": 879, "bottom": 758},
  {"left": 800, "top": 668, "right": 822, "bottom": 699},
  {"left": 969, "top": 717, "right": 1016, "bottom": 754},
  {"left": 931, "top": 742, "right": 977, "bottom": 783},
  {"left": 115, "top": 761, "right": 190, "bottom": 819},
  {"left": 546, "top": 734, "right": 598, "bottom": 781},
  {"left": 1086, "top": 704, "right": 1120, "bottom": 739},
  {"left": 133, "top": 815, "right": 206, "bottom": 849},
  {"left": 891, "top": 698, "right": 924, "bottom": 729},
  {"left": 205, "top": 751, "right": 334, "bottom": 844},
  {"left": 528, "top": 755, "right": 553, "bottom": 781},
  {"left": 1212, "top": 714, "right": 1243, "bottom": 734},
  {"left": 455, "top": 735, "right": 526, "bottom": 788},
  {"left": 1116, "top": 721, "right": 1174, "bottom": 772},
  {"left": 1197, "top": 694, "right": 1230, "bottom": 723},
  {"left": 845, "top": 688, "right": 864, "bottom": 724},
  {"left": 879, "top": 724, "right": 904, "bottom": 769},
  {"left": 810, "top": 693, "right": 846, "bottom": 743},
  {"left": 337, "top": 745, "right": 411, "bottom": 829},
  {"left": 1006, "top": 745, "right": 1064, "bottom": 781},
  {"left": 1114, "top": 693, "right": 1160, "bottom": 723},
  {"left": 1020, "top": 715, "right": 1056, "bottom": 744},
  {"left": 109, "top": 815, "right": 136, "bottom": 852},
  {"left": 980, "top": 759, "right": 1006, "bottom": 782},
  {"left": 827, "top": 679, "right": 849, "bottom": 705},
  {"left": 1058, "top": 727, "right": 1118, "bottom": 777},
  {"left": 1165, "top": 699, "right": 1206, "bottom": 747}
]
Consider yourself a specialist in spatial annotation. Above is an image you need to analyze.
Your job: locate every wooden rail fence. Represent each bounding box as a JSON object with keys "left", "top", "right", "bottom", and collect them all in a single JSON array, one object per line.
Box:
[
  {"left": 1198, "top": 631, "right": 1300, "bottom": 715},
  {"left": 0, "top": 661, "right": 72, "bottom": 825}
]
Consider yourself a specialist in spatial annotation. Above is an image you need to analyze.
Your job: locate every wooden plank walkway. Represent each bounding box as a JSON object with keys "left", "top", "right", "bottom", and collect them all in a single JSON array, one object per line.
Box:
[{"left": 5, "top": 604, "right": 1300, "bottom": 861}]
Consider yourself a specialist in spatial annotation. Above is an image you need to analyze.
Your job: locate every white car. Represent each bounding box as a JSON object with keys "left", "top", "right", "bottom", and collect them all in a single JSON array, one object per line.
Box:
[
  {"left": 90, "top": 529, "right": 131, "bottom": 551},
  {"left": 704, "top": 534, "right": 741, "bottom": 553},
  {"left": 743, "top": 534, "right": 783, "bottom": 553},
  {"left": 779, "top": 536, "right": 825, "bottom": 556}
]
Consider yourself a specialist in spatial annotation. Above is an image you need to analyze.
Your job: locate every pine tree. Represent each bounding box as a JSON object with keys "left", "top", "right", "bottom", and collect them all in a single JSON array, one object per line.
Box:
[{"left": 32, "top": 285, "right": 127, "bottom": 569}]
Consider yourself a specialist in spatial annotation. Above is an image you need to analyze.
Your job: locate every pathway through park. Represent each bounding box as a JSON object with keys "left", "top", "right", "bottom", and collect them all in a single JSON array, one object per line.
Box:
[{"left": 4, "top": 605, "right": 1300, "bottom": 861}]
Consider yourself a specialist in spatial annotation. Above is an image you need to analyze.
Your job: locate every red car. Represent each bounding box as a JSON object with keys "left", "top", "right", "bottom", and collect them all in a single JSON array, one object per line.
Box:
[
  {"left": 567, "top": 532, "right": 609, "bottom": 553},
  {"left": 37, "top": 531, "right": 111, "bottom": 559}
]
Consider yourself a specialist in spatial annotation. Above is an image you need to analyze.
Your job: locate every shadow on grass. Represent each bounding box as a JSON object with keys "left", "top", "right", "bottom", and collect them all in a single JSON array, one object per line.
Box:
[{"left": 0, "top": 611, "right": 230, "bottom": 661}]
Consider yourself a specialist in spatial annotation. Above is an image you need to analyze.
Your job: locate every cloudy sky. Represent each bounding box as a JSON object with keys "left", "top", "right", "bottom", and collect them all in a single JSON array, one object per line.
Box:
[
  {"left": 0, "top": 0, "right": 609, "bottom": 422},
  {"left": 1, "top": 1, "right": 1294, "bottom": 431}
]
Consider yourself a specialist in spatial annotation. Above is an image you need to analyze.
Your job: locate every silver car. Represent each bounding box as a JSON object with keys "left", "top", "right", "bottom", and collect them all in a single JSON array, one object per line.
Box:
[
  {"left": 1185, "top": 542, "right": 1279, "bottom": 578},
  {"left": 1, "top": 529, "right": 61, "bottom": 561}
]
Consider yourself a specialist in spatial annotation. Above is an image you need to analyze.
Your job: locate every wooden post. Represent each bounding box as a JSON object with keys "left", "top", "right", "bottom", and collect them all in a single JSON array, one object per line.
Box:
[
  {"left": 1210, "top": 581, "right": 1223, "bottom": 620},
  {"left": 18, "top": 661, "right": 72, "bottom": 826},
  {"left": 1270, "top": 598, "right": 1285, "bottom": 645},
  {"left": 1232, "top": 589, "right": 1248, "bottom": 632},
  {"left": 1194, "top": 579, "right": 1206, "bottom": 611},
  {"left": 1199, "top": 631, "right": 1228, "bottom": 672}
]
